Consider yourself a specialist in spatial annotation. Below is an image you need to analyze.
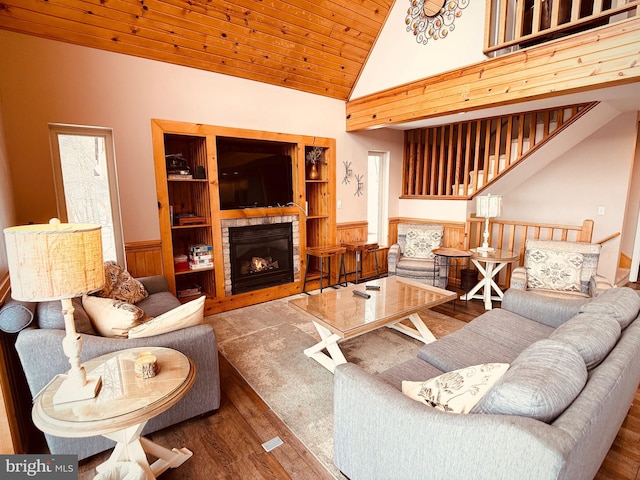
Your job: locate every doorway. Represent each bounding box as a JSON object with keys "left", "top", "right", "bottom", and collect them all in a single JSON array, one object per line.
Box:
[{"left": 367, "top": 151, "right": 389, "bottom": 246}]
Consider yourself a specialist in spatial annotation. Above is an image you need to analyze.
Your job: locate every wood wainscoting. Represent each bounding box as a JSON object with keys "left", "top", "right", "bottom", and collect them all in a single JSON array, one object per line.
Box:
[
  {"left": 337, "top": 221, "right": 387, "bottom": 282},
  {"left": 124, "top": 240, "right": 164, "bottom": 278}
]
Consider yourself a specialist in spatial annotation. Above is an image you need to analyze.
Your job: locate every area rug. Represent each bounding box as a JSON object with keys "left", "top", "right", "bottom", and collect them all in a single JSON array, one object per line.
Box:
[{"left": 206, "top": 293, "right": 466, "bottom": 478}]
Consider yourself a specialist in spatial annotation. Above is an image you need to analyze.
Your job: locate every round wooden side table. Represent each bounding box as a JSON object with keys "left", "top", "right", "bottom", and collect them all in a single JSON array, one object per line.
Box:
[{"left": 32, "top": 346, "right": 196, "bottom": 479}]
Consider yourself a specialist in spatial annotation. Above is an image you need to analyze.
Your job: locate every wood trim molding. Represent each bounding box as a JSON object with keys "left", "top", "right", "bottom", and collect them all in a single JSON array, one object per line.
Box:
[
  {"left": 346, "top": 17, "right": 640, "bottom": 131},
  {"left": 0, "top": 272, "right": 9, "bottom": 306}
]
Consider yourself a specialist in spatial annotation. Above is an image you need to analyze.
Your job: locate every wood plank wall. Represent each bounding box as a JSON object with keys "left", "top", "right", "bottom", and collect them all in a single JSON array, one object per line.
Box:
[
  {"left": 336, "top": 221, "right": 386, "bottom": 283},
  {"left": 125, "top": 240, "right": 164, "bottom": 278}
]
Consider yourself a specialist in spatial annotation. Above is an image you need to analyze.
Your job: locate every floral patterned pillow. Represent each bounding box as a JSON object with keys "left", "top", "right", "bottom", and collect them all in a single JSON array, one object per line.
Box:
[
  {"left": 402, "top": 363, "right": 510, "bottom": 413},
  {"left": 97, "top": 261, "right": 149, "bottom": 304},
  {"left": 526, "top": 249, "right": 584, "bottom": 292},
  {"left": 404, "top": 229, "right": 442, "bottom": 259}
]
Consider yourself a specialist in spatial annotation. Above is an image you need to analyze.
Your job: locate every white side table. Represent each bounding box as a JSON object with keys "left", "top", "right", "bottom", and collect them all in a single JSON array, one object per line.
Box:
[
  {"left": 461, "top": 249, "right": 518, "bottom": 309},
  {"left": 32, "top": 347, "right": 195, "bottom": 479}
]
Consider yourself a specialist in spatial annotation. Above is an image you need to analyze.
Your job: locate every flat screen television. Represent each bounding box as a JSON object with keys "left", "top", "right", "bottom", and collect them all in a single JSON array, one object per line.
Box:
[{"left": 217, "top": 152, "right": 293, "bottom": 210}]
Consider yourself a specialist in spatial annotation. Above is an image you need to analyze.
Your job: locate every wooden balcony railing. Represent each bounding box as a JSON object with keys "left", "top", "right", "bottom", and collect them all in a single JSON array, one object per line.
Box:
[
  {"left": 485, "top": 0, "right": 639, "bottom": 54},
  {"left": 402, "top": 102, "right": 596, "bottom": 199}
]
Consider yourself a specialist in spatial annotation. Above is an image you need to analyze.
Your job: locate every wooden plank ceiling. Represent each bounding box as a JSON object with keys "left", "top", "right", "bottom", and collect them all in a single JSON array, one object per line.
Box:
[{"left": 0, "top": 0, "right": 394, "bottom": 101}]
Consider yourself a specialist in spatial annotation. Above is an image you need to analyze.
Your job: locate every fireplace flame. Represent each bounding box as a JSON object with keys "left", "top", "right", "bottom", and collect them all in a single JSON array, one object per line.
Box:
[{"left": 252, "top": 257, "right": 269, "bottom": 272}]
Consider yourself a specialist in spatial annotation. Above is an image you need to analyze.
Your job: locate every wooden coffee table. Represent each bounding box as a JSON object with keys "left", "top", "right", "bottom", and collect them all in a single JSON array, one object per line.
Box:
[{"left": 289, "top": 276, "right": 456, "bottom": 372}]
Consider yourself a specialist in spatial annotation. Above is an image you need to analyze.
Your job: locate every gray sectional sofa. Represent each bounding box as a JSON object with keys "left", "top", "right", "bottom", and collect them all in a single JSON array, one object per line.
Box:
[
  {"left": 3, "top": 275, "right": 220, "bottom": 461},
  {"left": 334, "top": 287, "right": 640, "bottom": 480}
]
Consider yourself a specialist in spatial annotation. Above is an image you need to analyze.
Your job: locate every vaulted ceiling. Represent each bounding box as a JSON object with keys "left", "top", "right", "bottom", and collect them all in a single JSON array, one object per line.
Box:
[{"left": 0, "top": 0, "right": 394, "bottom": 101}]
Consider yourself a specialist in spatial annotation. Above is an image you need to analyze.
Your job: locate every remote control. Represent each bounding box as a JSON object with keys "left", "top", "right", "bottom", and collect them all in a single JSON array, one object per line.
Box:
[
  {"left": 365, "top": 285, "right": 381, "bottom": 290},
  {"left": 353, "top": 290, "right": 371, "bottom": 299}
]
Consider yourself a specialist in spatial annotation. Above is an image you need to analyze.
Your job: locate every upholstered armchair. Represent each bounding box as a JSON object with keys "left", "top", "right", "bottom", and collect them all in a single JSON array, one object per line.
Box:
[
  {"left": 387, "top": 223, "right": 448, "bottom": 288},
  {"left": 510, "top": 239, "right": 612, "bottom": 298}
]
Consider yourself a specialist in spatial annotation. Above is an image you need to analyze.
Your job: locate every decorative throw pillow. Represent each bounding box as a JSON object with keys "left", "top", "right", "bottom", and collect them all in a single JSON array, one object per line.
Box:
[
  {"left": 549, "top": 312, "right": 620, "bottom": 369},
  {"left": 82, "top": 295, "right": 146, "bottom": 338},
  {"left": 471, "top": 339, "right": 587, "bottom": 423},
  {"left": 128, "top": 295, "right": 205, "bottom": 339},
  {"left": 579, "top": 287, "right": 640, "bottom": 330},
  {"left": 402, "top": 363, "right": 509, "bottom": 413},
  {"left": 0, "top": 299, "right": 36, "bottom": 333},
  {"left": 404, "top": 229, "right": 442, "bottom": 259},
  {"left": 98, "top": 261, "right": 149, "bottom": 304},
  {"left": 526, "top": 249, "right": 584, "bottom": 293}
]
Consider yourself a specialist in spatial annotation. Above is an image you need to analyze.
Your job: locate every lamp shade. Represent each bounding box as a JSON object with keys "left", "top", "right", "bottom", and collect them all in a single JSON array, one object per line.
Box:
[
  {"left": 476, "top": 194, "right": 503, "bottom": 218},
  {"left": 4, "top": 220, "right": 104, "bottom": 302}
]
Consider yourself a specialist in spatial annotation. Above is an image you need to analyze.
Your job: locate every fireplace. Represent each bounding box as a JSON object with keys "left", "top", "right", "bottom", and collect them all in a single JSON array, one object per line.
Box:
[{"left": 229, "top": 222, "right": 294, "bottom": 294}]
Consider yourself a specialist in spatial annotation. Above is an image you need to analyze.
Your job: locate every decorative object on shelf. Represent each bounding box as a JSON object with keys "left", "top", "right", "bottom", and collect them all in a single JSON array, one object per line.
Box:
[
  {"left": 405, "top": 0, "right": 471, "bottom": 45},
  {"left": 354, "top": 173, "right": 364, "bottom": 197},
  {"left": 166, "top": 153, "right": 191, "bottom": 178},
  {"left": 4, "top": 218, "right": 105, "bottom": 404},
  {"left": 306, "top": 146, "right": 324, "bottom": 180},
  {"left": 342, "top": 161, "right": 352, "bottom": 184},
  {"left": 475, "top": 194, "right": 503, "bottom": 253}
]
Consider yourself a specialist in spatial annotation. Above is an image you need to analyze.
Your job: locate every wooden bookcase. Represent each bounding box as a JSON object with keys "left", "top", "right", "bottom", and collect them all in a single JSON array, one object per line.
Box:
[{"left": 151, "top": 119, "right": 336, "bottom": 312}]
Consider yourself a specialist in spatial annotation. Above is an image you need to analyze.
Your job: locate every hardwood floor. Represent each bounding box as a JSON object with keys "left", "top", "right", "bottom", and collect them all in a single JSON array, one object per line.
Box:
[{"left": 77, "top": 282, "right": 640, "bottom": 480}]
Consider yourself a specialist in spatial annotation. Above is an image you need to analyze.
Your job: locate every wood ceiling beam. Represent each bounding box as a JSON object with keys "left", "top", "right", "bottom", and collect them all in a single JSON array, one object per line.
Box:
[{"left": 345, "top": 17, "right": 640, "bottom": 131}]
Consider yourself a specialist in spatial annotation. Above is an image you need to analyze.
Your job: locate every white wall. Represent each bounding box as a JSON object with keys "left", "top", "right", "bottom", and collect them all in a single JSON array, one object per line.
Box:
[
  {"left": 0, "top": 30, "right": 403, "bottom": 242},
  {"left": 0, "top": 98, "right": 15, "bottom": 278},
  {"left": 498, "top": 112, "right": 637, "bottom": 281},
  {"left": 351, "top": 0, "right": 487, "bottom": 99}
]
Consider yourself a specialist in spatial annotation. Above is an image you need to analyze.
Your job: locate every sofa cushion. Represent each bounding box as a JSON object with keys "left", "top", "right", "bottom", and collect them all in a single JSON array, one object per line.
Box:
[
  {"left": 403, "top": 228, "right": 442, "bottom": 259},
  {"left": 526, "top": 248, "right": 584, "bottom": 293},
  {"left": 128, "top": 296, "right": 205, "bottom": 338},
  {"left": 82, "top": 295, "right": 146, "bottom": 338},
  {"left": 402, "top": 363, "right": 509, "bottom": 413},
  {"left": 378, "top": 357, "right": 444, "bottom": 390},
  {"left": 465, "top": 308, "right": 554, "bottom": 351},
  {"left": 501, "top": 288, "right": 590, "bottom": 328},
  {"left": 578, "top": 287, "right": 640, "bottom": 329},
  {"left": 395, "top": 257, "right": 438, "bottom": 278},
  {"left": 98, "top": 261, "right": 149, "bottom": 304},
  {"left": 471, "top": 339, "right": 587, "bottom": 422},
  {"left": 0, "top": 299, "right": 36, "bottom": 333},
  {"left": 418, "top": 328, "right": 522, "bottom": 371},
  {"left": 37, "top": 297, "right": 97, "bottom": 335},
  {"left": 549, "top": 312, "right": 620, "bottom": 369},
  {"left": 135, "top": 291, "right": 182, "bottom": 317}
]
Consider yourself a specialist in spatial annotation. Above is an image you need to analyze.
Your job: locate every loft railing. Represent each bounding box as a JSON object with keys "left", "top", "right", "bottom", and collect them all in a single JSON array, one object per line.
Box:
[
  {"left": 401, "top": 102, "right": 596, "bottom": 199},
  {"left": 484, "top": 0, "right": 639, "bottom": 55}
]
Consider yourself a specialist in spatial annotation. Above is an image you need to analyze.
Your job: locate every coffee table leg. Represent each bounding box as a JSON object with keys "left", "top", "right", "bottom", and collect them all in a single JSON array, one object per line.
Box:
[
  {"left": 304, "top": 321, "right": 346, "bottom": 373},
  {"left": 389, "top": 313, "right": 437, "bottom": 344}
]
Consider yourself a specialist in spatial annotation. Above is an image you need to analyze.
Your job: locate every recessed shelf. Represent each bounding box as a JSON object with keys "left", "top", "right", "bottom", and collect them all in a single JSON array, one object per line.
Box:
[
  {"left": 175, "top": 267, "right": 214, "bottom": 275},
  {"left": 171, "top": 224, "right": 212, "bottom": 230}
]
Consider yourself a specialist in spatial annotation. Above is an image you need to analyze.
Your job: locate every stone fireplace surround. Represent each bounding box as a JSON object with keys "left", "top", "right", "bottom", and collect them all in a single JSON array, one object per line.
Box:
[{"left": 221, "top": 215, "right": 301, "bottom": 296}]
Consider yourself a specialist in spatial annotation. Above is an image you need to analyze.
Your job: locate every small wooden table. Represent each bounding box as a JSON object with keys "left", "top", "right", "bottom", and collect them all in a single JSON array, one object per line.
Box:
[
  {"left": 32, "top": 347, "right": 195, "bottom": 479},
  {"left": 289, "top": 276, "right": 456, "bottom": 372},
  {"left": 341, "top": 241, "right": 380, "bottom": 284},
  {"left": 302, "top": 245, "right": 347, "bottom": 293},
  {"left": 461, "top": 248, "right": 518, "bottom": 310}
]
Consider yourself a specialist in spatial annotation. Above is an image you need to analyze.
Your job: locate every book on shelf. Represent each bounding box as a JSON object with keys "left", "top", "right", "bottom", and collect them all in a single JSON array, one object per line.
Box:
[{"left": 177, "top": 284, "right": 202, "bottom": 297}]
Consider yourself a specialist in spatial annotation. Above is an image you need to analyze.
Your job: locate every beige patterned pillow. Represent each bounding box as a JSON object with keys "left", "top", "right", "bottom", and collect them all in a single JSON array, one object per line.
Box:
[
  {"left": 82, "top": 295, "right": 146, "bottom": 338},
  {"left": 404, "top": 229, "right": 442, "bottom": 259},
  {"left": 98, "top": 261, "right": 149, "bottom": 303},
  {"left": 402, "top": 363, "right": 509, "bottom": 413},
  {"left": 526, "top": 249, "right": 584, "bottom": 292}
]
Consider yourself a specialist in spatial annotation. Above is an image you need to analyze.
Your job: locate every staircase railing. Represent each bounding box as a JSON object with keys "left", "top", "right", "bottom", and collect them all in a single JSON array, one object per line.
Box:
[
  {"left": 401, "top": 102, "right": 596, "bottom": 199},
  {"left": 484, "top": 0, "right": 639, "bottom": 55}
]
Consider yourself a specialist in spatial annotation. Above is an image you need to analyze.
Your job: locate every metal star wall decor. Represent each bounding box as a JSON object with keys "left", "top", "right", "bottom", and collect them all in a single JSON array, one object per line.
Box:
[
  {"left": 354, "top": 174, "right": 364, "bottom": 197},
  {"left": 405, "top": 0, "right": 470, "bottom": 45}
]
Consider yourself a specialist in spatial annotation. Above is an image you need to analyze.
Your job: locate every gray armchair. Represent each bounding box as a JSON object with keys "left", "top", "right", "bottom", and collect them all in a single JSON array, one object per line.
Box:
[
  {"left": 510, "top": 239, "right": 611, "bottom": 298},
  {"left": 13, "top": 275, "right": 220, "bottom": 461},
  {"left": 387, "top": 223, "right": 448, "bottom": 288}
]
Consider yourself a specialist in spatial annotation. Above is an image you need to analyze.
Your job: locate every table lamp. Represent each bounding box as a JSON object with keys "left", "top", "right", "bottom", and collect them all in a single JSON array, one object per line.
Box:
[
  {"left": 4, "top": 218, "right": 105, "bottom": 404},
  {"left": 475, "top": 194, "right": 502, "bottom": 253}
]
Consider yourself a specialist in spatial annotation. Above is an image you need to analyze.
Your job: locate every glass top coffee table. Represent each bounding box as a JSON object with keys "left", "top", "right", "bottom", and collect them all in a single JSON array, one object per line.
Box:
[{"left": 289, "top": 276, "right": 456, "bottom": 372}]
